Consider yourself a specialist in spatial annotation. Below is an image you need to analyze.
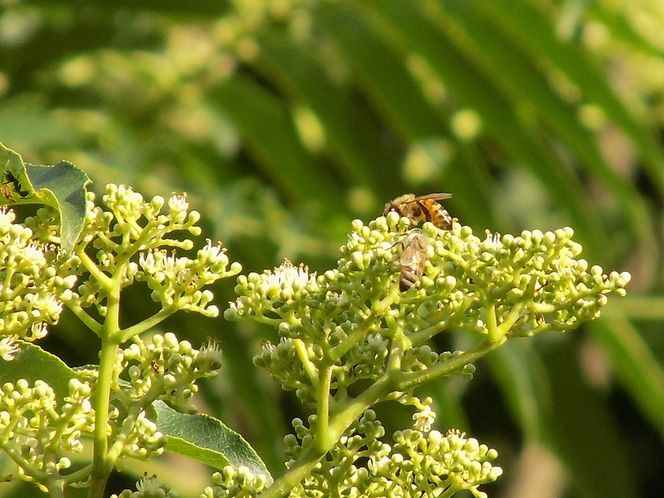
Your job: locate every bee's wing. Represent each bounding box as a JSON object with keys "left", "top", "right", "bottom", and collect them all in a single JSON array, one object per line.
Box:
[
  {"left": 400, "top": 247, "right": 419, "bottom": 266},
  {"left": 411, "top": 192, "right": 453, "bottom": 202}
]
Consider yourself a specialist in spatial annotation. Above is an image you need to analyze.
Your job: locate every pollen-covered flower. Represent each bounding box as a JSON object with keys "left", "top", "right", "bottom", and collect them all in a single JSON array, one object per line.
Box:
[{"left": 412, "top": 403, "right": 436, "bottom": 433}]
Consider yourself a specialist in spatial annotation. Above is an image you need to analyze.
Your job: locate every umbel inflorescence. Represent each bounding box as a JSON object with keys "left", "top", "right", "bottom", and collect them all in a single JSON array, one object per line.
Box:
[
  {"left": 228, "top": 213, "right": 629, "bottom": 401},
  {"left": 220, "top": 212, "right": 629, "bottom": 497}
]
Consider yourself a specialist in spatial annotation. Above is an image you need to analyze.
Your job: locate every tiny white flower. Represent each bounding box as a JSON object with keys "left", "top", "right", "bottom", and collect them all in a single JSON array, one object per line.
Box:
[
  {"left": 136, "top": 475, "right": 161, "bottom": 494},
  {"left": 198, "top": 239, "right": 229, "bottom": 266},
  {"left": 413, "top": 404, "right": 436, "bottom": 433},
  {"left": 138, "top": 251, "right": 156, "bottom": 271},
  {"left": 168, "top": 193, "right": 189, "bottom": 222},
  {"left": 0, "top": 337, "right": 19, "bottom": 361},
  {"left": 270, "top": 259, "right": 317, "bottom": 291},
  {"left": 29, "top": 322, "right": 48, "bottom": 340},
  {"left": 22, "top": 243, "right": 46, "bottom": 266}
]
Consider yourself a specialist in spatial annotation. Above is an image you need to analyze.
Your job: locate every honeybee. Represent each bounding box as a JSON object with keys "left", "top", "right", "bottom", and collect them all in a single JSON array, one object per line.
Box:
[
  {"left": 384, "top": 193, "right": 453, "bottom": 229},
  {"left": 398, "top": 230, "right": 430, "bottom": 292}
]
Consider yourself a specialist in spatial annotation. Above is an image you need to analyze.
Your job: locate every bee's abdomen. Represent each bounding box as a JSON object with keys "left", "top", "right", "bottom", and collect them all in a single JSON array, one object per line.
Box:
[{"left": 399, "top": 269, "right": 419, "bottom": 291}]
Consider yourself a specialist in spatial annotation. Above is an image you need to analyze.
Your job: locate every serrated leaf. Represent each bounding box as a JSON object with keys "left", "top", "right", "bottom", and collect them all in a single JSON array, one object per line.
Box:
[
  {"left": 154, "top": 400, "right": 272, "bottom": 484},
  {"left": 0, "top": 340, "right": 75, "bottom": 399},
  {"left": 0, "top": 141, "right": 90, "bottom": 254},
  {"left": 0, "top": 141, "right": 33, "bottom": 202}
]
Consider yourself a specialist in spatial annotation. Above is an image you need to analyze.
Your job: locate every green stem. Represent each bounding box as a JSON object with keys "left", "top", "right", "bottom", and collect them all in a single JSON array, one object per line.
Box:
[
  {"left": 293, "top": 339, "right": 318, "bottom": 385},
  {"left": 87, "top": 337, "right": 119, "bottom": 498},
  {"left": 65, "top": 303, "right": 102, "bottom": 336},
  {"left": 63, "top": 464, "right": 94, "bottom": 485},
  {"left": 106, "top": 403, "right": 144, "bottom": 462},
  {"left": 315, "top": 363, "right": 333, "bottom": 452},
  {"left": 439, "top": 483, "right": 455, "bottom": 498},
  {"left": 397, "top": 339, "right": 503, "bottom": 392},
  {"left": 496, "top": 302, "right": 525, "bottom": 338},
  {"left": 2, "top": 446, "right": 48, "bottom": 483},
  {"left": 328, "top": 314, "right": 377, "bottom": 361},
  {"left": 408, "top": 317, "right": 448, "bottom": 346},
  {"left": 328, "top": 290, "right": 399, "bottom": 361},
  {"left": 118, "top": 306, "right": 176, "bottom": 342},
  {"left": 260, "top": 373, "right": 397, "bottom": 498},
  {"left": 46, "top": 478, "right": 65, "bottom": 498},
  {"left": 76, "top": 249, "right": 113, "bottom": 291},
  {"left": 486, "top": 302, "right": 499, "bottom": 342},
  {"left": 259, "top": 444, "right": 323, "bottom": 498}
]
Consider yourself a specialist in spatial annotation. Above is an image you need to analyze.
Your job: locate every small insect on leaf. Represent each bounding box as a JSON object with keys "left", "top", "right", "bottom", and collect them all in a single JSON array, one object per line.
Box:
[{"left": 1, "top": 171, "right": 29, "bottom": 201}]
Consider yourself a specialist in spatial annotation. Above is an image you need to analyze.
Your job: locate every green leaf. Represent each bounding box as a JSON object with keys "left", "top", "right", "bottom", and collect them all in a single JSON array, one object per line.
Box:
[
  {"left": 154, "top": 400, "right": 273, "bottom": 484},
  {"left": 590, "top": 316, "right": 664, "bottom": 439},
  {"left": 442, "top": 0, "right": 651, "bottom": 251},
  {"left": 589, "top": 4, "right": 664, "bottom": 60},
  {"left": 314, "top": 6, "right": 447, "bottom": 140},
  {"left": 545, "top": 338, "right": 637, "bottom": 498},
  {"left": 0, "top": 141, "right": 33, "bottom": 202},
  {"left": 0, "top": 340, "right": 75, "bottom": 399},
  {"left": 487, "top": 341, "right": 550, "bottom": 441},
  {"left": 24, "top": 162, "right": 90, "bottom": 254},
  {"left": 0, "top": 141, "right": 90, "bottom": 254}
]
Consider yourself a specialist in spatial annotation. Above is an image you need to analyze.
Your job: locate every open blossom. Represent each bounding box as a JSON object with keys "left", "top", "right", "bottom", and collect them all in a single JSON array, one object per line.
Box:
[
  {"left": 168, "top": 193, "right": 189, "bottom": 212},
  {"left": 168, "top": 193, "right": 190, "bottom": 222},
  {"left": 0, "top": 337, "right": 19, "bottom": 361},
  {"left": 267, "top": 259, "right": 316, "bottom": 291}
]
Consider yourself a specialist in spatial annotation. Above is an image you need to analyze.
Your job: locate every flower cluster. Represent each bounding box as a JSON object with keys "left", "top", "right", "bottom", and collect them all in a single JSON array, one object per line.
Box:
[
  {"left": 3, "top": 181, "right": 242, "bottom": 495},
  {"left": 121, "top": 332, "right": 223, "bottom": 412},
  {"left": 0, "top": 377, "right": 94, "bottom": 489},
  {"left": 111, "top": 474, "right": 178, "bottom": 498},
  {"left": 227, "top": 259, "right": 319, "bottom": 327},
  {"left": 27, "top": 184, "right": 241, "bottom": 323},
  {"left": 90, "top": 333, "right": 225, "bottom": 465},
  {"left": 284, "top": 409, "right": 502, "bottom": 498},
  {"left": 0, "top": 208, "right": 77, "bottom": 346},
  {"left": 137, "top": 239, "right": 240, "bottom": 317},
  {"left": 228, "top": 214, "right": 629, "bottom": 405},
  {"left": 203, "top": 466, "right": 270, "bottom": 498},
  {"left": 111, "top": 408, "right": 165, "bottom": 461}
]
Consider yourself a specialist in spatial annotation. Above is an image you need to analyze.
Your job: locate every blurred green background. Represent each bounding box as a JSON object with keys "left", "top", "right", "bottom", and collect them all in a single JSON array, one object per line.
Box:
[{"left": 1, "top": 1, "right": 663, "bottom": 497}]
